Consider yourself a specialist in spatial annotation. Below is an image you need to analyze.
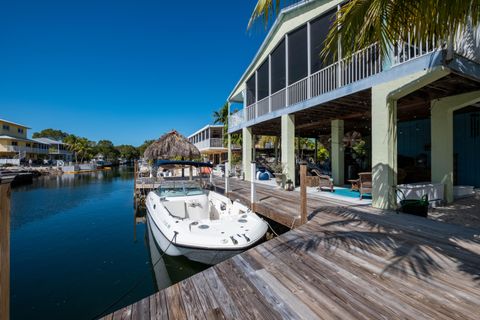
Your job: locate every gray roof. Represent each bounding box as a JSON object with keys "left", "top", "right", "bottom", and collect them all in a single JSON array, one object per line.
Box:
[{"left": 32, "top": 137, "right": 66, "bottom": 145}]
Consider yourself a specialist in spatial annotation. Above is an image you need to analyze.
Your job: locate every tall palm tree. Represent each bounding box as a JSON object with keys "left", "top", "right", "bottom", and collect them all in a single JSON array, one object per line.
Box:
[
  {"left": 212, "top": 102, "right": 229, "bottom": 125},
  {"left": 249, "top": 0, "right": 479, "bottom": 58}
]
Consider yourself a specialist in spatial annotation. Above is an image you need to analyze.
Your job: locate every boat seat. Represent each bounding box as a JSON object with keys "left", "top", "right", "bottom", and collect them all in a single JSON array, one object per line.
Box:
[{"left": 163, "top": 201, "right": 188, "bottom": 219}]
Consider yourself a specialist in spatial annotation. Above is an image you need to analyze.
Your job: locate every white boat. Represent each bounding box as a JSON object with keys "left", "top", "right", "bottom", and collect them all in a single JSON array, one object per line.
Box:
[{"left": 145, "top": 180, "right": 268, "bottom": 265}]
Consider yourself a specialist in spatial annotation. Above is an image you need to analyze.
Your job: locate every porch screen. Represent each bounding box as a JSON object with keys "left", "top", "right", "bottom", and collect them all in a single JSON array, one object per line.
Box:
[
  {"left": 288, "top": 25, "right": 308, "bottom": 85},
  {"left": 271, "top": 39, "right": 286, "bottom": 93},
  {"left": 310, "top": 9, "right": 336, "bottom": 73}
]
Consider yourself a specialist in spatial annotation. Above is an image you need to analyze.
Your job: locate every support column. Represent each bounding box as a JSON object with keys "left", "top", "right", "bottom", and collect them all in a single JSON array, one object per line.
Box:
[
  {"left": 371, "top": 86, "right": 397, "bottom": 209},
  {"left": 227, "top": 133, "right": 232, "bottom": 164},
  {"left": 281, "top": 114, "right": 295, "bottom": 185},
  {"left": 431, "top": 90, "right": 480, "bottom": 203},
  {"left": 369, "top": 67, "right": 451, "bottom": 209},
  {"left": 331, "top": 119, "right": 344, "bottom": 186},
  {"left": 242, "top": 127, "right": 253, "bottom": 181}
]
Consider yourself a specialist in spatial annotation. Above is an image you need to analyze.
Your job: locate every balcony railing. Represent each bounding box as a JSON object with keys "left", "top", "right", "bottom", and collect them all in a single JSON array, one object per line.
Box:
[
  {"left": 3, "top": 146, "right": 49, "bottom": 154},
  {"left": 194, "top": 138, "right": 225, "bottom": 150},
  {"left": 228, "top": 39, "right": 443, "bottom": 130}
]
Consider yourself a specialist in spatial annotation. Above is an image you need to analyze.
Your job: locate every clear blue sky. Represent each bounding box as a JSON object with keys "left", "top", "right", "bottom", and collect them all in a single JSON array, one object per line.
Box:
[{"left": 0, "top": 0, "right": 270, "bottom": 146}]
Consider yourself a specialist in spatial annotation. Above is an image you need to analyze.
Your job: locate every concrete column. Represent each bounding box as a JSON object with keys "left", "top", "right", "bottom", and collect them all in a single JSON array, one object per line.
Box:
[
  {"left": 252, "top": 134, "right": 256, "bottom": 162},
  {"left": 281, "top": 114, "right": 295, "bottom": 185},
  {"left": 431, "top": 90, "right": 480, "bottom": 203},
  {"left": 369, "top": 67, "right": 450, "bottom": 209},
  {"left": 371, "top": 86, "right": 398, "bottom": 209},
  {"left": 331, "top": 119, "right": 344, "bottom": 186},
  {"left": 227, "top": 134, "right": 232, "bottom": 164},
  {"left": 242, "top": 127, "right": 253, "bottom": 181}
]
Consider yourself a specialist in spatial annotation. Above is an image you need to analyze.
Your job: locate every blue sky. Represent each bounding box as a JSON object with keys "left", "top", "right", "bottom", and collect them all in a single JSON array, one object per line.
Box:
[{"left": 0, "top": 0, "right": 270, "bottom": 145}]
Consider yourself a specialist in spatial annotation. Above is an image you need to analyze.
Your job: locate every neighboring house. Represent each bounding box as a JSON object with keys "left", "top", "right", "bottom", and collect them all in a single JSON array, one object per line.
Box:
[
  {"left": 188, "top": 125, "right": 228, "bottom": 165},
  {"left": 32, "top": 137, "right": 73, "bottom": 162},
  {"left": 0, "top": 119, "right": 49, "bottom": 163},
  {"left": 226, "top": 0, "right": 480, "bottom": 209}
]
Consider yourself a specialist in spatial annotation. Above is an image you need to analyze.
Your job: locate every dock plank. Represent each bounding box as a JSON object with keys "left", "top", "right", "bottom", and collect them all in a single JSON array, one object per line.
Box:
[{"left": 110, "top": 178, "right": 480, "bottom": 320}]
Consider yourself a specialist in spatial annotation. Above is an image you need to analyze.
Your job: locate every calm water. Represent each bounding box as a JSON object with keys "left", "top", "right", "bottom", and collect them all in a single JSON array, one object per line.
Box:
[{"left": 10, "top": 167, "right": 207, "bottom": 320}]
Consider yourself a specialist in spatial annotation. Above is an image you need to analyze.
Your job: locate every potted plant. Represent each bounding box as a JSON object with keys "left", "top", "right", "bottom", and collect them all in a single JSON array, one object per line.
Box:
[
  {"left": 285, "top": 179, "right": 294, "bottom": 191},
  {"left": 271, "top": 163, "right": 284, "bottom": 187}
]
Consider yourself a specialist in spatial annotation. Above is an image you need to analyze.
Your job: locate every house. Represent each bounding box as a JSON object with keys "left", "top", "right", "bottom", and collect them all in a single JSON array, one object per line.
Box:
[
  {"left": 225, "top": 0, "right": 480, "bottom": 209},
  {"left": 0, "top": 119, "right": 49, "bottom": 164},
  {"left": 32, "top": 137, "right": 73, "bottom": 162},
  {"left": 188, "top": 125, "right": 228, "bottom": 165}
]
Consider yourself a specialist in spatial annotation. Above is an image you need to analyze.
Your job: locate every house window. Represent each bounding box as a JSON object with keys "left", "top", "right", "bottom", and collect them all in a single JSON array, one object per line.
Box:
[
  {"left": 18, "top": 128, "right": 24, "bottom": 134},
  {"left": 26, "top": 143, "right": 31, "bottom": 147},
  {"left": 11, "top": 141, "right": 18, "bottom": 146},
  {"left": 2, "top": 125, "right": 9, "bottom": 130}
]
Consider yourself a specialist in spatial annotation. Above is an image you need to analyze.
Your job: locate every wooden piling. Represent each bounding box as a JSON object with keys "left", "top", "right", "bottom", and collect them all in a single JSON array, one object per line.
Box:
[
  {"left": 300, "top": 164, "right": 307, "bottom": 225},
  {"left": 1, "top": 175, "right": 14, "bottom": 320},
  {"left": 133, "top": 160, "right": 137, "bottom": 198}
]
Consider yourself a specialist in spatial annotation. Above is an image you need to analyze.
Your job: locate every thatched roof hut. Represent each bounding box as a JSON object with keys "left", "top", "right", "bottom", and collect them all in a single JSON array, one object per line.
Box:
[{"left": 143, "top": 130, "right": 200, "bottom": 160}]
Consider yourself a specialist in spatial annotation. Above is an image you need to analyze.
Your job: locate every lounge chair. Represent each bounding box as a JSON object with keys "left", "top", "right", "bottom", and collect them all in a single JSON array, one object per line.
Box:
[
  {"left": 311, "top": 169, "right": 334, "bottom": 192},
  {"left": 358, "top": 172, "right": 372, "bottom": 199}
]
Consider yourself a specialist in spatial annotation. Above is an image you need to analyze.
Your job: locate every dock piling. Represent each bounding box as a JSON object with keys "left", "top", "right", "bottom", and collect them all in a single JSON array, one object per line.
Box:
[{"left": 0, "top": 175, "right": 14, "bottom": 320}]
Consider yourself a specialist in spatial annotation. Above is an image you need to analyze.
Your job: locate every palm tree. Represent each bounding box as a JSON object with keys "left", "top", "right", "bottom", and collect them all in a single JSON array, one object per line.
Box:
[
  {"left": 213, "top": 102, "right": 229, "bottom": 125},
  {"left": 249, "top": 0, "right": 479, "bottom": 58}
]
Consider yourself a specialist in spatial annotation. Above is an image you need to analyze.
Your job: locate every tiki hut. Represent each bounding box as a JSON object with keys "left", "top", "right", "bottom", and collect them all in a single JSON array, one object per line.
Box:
[{"left": 143, "top": 130, "right": 201, "bottom": 178}]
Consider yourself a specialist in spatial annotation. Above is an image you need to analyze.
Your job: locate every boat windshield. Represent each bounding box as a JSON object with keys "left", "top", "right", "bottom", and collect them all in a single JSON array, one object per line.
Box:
[{"left": 156, "top": 181, "right": 204, "bottom": 197}]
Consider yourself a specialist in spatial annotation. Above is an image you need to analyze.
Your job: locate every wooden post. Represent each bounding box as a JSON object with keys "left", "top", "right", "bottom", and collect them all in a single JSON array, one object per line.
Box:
[
  {"left": 1, "top": 175, "right": 14, "bottom": 320},
  {"left": 300, "top": 164, "right": 307, "bottom": 225},
  {"left": 133, "top": 160, "right": 137, "bottom": 198},
  {"left": 250, "top": 162, "right": 256, "bottom": 210}
]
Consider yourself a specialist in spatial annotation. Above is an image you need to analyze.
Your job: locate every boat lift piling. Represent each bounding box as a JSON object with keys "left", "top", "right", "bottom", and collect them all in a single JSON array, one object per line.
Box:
[{"left": 0, "top": 174, "right": 15, "bottom": 320}]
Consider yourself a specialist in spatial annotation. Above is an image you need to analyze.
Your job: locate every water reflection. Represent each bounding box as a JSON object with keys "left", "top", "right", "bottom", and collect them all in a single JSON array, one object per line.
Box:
[{"left": 10, "top": 166, "right": 207, "bottom": 320}]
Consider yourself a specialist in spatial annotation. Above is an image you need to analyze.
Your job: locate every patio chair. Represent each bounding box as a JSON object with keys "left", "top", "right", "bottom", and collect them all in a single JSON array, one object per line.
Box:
[
  {"left": 311, "top": 169, "right": 334, "bottom": 192},
  {"left": 358, "top": 172, "right": 372, "bottom": 200}
]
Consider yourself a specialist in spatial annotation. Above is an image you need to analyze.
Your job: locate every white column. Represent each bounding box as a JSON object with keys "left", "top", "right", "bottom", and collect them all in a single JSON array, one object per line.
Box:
[
  {"left": 242, "top": 127, "right": 253, "bottom": 181},
  {"left": 331, "top": 119, "right": 344, "bottom": 186},
  {"left": 285, "top": 34, "right": 289, "bottom": 106},
  {"left": 250, "top": 162, "right": 256, "bottom": 207},
  {"left": 307, "top": 21, "right": 312, "bottom": 99},
  {"left": 255, "top": 70, "right": 259, "bottom": 118},
  {"left": 227, "top": 133, "right": 232, "bottom": 164},
  {"left": 337, "top": 4, "right": 342, "bottom": 88},
  {"left": 224, "top": 161, "right": 229, "bottom": 194},
  {"left": 281, "top": 114, "right": 295, "bottom": 185},
  {"left": 268, "top": 54, "right": 272, "bottom": 112}
]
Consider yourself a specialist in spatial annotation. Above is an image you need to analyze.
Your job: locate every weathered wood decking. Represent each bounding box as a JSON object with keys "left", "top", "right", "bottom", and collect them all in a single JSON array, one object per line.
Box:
[
  {"left": 216, "top": 177, "right": 358, "bottom": 228},
  {"left": 104, "top": 180, "right": 480, "bottom": 319}
]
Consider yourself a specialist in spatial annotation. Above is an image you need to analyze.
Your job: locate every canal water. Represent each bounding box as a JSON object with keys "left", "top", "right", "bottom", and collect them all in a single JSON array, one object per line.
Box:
[{"left": 10, "top": 167, "right": 208, "bottom": 320}]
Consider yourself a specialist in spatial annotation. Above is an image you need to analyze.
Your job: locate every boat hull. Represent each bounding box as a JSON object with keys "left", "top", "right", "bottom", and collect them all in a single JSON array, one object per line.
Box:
[{"left": 146, "top": 213, "right": 245, "bottom": 265}]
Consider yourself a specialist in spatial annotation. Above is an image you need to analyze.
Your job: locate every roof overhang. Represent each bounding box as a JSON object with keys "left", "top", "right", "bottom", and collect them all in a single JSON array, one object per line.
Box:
[{"left": 227, "top": 0, "right": 343, "bottom": 102}]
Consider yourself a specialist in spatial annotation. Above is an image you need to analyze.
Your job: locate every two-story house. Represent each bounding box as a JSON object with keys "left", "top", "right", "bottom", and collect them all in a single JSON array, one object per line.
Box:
[
  {"left": 0, "top": 119, "right": 49, "bottom": 163},
  {"left": 225, "top": 0, "right": 480, "bottom": 209}
]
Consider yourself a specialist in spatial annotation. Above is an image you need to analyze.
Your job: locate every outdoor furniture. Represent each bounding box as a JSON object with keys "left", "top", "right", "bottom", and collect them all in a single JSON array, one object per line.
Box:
[
  {"left": 348, "top": 179, "right": 359, "bottom": 191},
  {"left": 312, "top": 169, "right": 334, "bottom": 192},
  {"left": 358, "top": 172, "right": 372, "bottom": 199}
]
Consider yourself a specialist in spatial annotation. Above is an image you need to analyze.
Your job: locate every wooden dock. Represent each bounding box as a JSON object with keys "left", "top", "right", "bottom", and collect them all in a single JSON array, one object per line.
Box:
[{"left": 103, "top": 189, "right": 480, "bottom": 319}]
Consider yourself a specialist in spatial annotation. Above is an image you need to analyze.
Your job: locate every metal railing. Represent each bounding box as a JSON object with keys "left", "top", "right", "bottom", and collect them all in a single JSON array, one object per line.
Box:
[
  {"left": 271, "top": 88, "right": 286, "bottom": 111},
  {"left": 2, "top": 146, "right": 49, "bottom": 154},
  {"left": 228, "top": 37, "right": 447, "bottom": 129},
  {"left": 194, "top": 138, "right": 225, "bottom": 149},
  {"left": 257, "top": 96, "right": 270, "bottom": 116},
  {"left": 288, "top": 77, "right": 308, "bottom": 105}
]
